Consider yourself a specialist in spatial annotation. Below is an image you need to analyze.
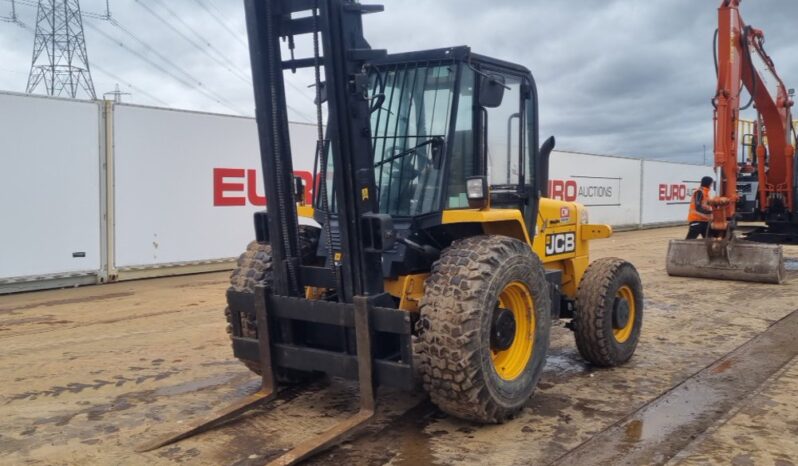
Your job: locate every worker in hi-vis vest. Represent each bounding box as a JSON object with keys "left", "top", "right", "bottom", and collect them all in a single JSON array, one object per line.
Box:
[{"left": 686, "top": 176, "right": 714, "bottom": 240}]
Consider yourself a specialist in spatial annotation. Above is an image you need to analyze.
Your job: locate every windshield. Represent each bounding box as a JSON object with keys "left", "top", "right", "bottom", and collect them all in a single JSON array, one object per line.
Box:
[{"left": 370, "top": 62, "right": 456, "bottom": 216}]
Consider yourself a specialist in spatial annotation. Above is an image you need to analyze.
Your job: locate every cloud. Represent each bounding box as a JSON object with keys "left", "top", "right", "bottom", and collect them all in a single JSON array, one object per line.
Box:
[{"left": 1, "top": 0, "right": 796, "bottom": 163}]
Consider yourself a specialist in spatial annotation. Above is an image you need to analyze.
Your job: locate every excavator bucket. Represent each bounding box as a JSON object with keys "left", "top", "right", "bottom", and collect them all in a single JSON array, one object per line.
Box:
[{"left": 666, "top": 239, "right": 786, "bottom": 284}]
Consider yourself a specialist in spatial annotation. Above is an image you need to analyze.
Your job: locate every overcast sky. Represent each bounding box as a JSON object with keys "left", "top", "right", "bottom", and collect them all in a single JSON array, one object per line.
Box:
[{"left": 1, "top": 0, "right": 797, "bottom": 163}]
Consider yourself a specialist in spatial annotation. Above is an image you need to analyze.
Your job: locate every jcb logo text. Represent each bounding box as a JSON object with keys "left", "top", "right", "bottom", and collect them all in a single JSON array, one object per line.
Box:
[{"left": 545, "top": 232, "right": 576, "bottom": 256}]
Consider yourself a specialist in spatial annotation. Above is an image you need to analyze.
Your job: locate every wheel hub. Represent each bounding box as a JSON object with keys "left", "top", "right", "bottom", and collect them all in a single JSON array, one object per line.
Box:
[
  {"left": 491, "top": 307, "right": 516, "bottom": 351},
  {"left": 612, "top": 298, "right": 631, "bottom": 330}
]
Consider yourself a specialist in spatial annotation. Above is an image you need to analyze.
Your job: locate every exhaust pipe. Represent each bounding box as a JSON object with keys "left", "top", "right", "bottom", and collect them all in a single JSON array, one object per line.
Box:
[{"left": 667, "top": 238, "right": 786, "bottom": 284}]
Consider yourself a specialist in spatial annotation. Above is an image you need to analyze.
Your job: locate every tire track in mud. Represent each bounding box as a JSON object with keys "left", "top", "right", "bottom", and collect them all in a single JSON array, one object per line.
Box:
[
  {"left": 0, "top": 292, "right": 135, "bottom": 314},
  {"left": 549, "top": 309, "right": 798, "bottom": 466},
  {"left": 0, "top": 307, "right": 216, "bottom": 340}
]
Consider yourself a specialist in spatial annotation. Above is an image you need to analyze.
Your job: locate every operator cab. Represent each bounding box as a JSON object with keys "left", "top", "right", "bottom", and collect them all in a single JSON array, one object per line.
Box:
[{"left": 314, "top": 47, "right": 554, "bottom": 277}]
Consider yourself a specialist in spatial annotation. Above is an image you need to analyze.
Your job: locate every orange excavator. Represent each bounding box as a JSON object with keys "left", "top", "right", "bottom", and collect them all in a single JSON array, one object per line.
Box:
[{"left": 667, "top": 0, "right": 793, "bottom": 284}]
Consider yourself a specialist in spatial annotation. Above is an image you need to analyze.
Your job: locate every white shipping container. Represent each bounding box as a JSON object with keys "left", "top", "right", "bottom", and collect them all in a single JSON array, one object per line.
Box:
[
  {"left": 112, "top": 105, "right": 318, "bottom": 269},
  {"left": 0, "top": 92, "right": 101, "bottom": 281}
]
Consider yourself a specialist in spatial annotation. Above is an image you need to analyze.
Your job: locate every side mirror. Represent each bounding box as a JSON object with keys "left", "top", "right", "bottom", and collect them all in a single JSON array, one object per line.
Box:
[
  {"left": 538, "top": 136, "right": 556, "bottom": 198},
  {"left": 479, "top": 74, "right": 506, "bottom": 108},
  {"left": 314, "top": 81, "right": 328, "bottom": 105},
  {"left": 294, "top": 176, "right": 307, "bottom": 205}
]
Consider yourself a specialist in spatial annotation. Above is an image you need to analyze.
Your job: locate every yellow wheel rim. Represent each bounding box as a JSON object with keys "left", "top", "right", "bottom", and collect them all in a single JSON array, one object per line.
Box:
[
  {"left": 613, "top": 285, "right": 636, "bottom": 343},
  {"left": 491, "top": 281, "right": 535, "bottom": 381}
]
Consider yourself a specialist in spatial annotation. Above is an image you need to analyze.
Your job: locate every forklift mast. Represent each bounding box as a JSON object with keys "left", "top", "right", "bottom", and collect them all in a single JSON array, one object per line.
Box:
[{"left": 244, "top": 0, "right": 388, "bottom": 303}]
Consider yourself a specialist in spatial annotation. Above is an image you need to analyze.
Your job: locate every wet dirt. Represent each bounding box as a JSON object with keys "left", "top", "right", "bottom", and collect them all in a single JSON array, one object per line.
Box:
[
  {"left": 553, "top": 310, "right": 798, "bottom": 465},
  {"left": 0, "top": 292, "right": 135, "bottom": 314},
  {"left": 1, "top": 227, "right": 798, "bottom": 465},
  {"left": 672, "top": 358, "right": 798, "bottom": 465},
  {"left": 153, "top": 373, "right": 237, "bottom": 397}
]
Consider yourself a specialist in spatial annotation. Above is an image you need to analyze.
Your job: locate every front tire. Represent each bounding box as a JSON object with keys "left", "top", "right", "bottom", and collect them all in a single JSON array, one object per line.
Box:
[
  {"left": 224, "top": 227, "right": 319, "bottom": 380},
  {"left": 573, "top": 258, "right": 643, "bottom": 367},
  {"left": 416, "top": 235, "right": 552, "bottom": 423}
]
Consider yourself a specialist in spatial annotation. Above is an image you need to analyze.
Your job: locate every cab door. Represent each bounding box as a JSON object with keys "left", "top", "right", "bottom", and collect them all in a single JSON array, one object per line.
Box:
[{"left": 477, "top": 69, "right": 539, "bottom": 231}]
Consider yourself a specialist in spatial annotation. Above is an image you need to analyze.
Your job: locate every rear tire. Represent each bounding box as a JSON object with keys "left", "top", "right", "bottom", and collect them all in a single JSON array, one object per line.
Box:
[
  {"left": 416, "top": 235, "right": 551, "bottom": 423},
  {"left": 573, "top": 258, "right": 643, "bottom": 367},
  {"left": 224, "top": 227, "right": 319, "bottom": 381}
]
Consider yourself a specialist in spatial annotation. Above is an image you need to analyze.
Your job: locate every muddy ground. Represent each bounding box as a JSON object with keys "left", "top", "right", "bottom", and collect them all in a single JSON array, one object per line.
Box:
[{"left": 1, "top": 226, "right": 797, "bottom": 466}]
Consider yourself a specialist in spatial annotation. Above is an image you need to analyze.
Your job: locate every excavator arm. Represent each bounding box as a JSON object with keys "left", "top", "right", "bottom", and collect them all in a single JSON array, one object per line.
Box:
[{"left": 714, "top": 0, "right": 795, "bottom": 226}]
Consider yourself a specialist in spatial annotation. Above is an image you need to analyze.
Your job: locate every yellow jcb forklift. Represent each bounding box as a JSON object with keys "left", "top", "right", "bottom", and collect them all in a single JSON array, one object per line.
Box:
[{"left": 139, "top": 1, "right": 644, "bottom": 463}]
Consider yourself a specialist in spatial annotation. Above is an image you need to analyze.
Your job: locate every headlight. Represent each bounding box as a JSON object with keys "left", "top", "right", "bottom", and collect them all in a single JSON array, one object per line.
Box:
[
  {"left": 580, "top": 208, "right": 589, "bottom": 225},
  {"left": 466, "top": 176, "right": 487, "bottom": 200},
  {"left": 466, "top": 176, "right": 489, "bottom": 209}
]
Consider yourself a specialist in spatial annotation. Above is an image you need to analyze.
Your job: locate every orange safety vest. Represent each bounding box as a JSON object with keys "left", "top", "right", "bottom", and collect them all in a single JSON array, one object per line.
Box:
[{"left": 688, "top": 187, "right": 712, "bottom": 222}]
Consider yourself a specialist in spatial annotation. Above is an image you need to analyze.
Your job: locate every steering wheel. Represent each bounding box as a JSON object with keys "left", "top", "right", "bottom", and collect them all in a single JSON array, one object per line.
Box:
[{"left": 378, "top": 144, "right": 431, "bottom": 172}]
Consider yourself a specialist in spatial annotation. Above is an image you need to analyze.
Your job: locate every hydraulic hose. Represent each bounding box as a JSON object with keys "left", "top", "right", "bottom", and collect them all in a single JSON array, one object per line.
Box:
[
  {"left": 712, "top": 29, "right": 720, "bottom": 77},
  {"left": 714, "top": 26, "right": 757, "bottom": 111},
  {"left": 740, "top": 26, "right": 757, "bottom": 111}
]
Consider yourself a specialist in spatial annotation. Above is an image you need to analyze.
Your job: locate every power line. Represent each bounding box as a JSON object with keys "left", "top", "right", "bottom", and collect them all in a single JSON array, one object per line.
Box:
[
  {"left": 148, "top": 0, "right": 251, "bottom": 85},
  {"left": 12, "top": 16, "right": 34, "bottom": 33},
  {"left": 132, "top": 0, "right": 251, "bottom": 85},
  {"left": 190, "top": 0, "right": 248, "bottom": 49},
  {"left": 198, "top": 0, "right": 235, "bottom": 24},
  {"left": 134, "top": 0, "right": 317, "bottom": 120},
  {"left": 91, "top": 62, "right": 169, "bottom": 106},
  {"left": 1, "top": 0, "right": 26, "bottom": 24},
  {"left": 5, "top": 0, "right": 317, "bottom": 121},
  {"left": 7, "top": 0, "right": 230, "bottom": 109},
  {"left": 9, "top": 12, "right": 187, "bottom": 107},
  {"left": 10, "top": 7, "right": 170, "bottom": 107},
  {"left": 0, "top": 66, "right": 28, "bottom": 75},
  {"left": 4, "top": 0, "right": 105, "bottom": 19},
  {"left": 140, "top": 0, "right": 314, "bottom": 122},
  {"left": 183, "top": 0, "right": 319, "bottom": 110},
  {"left": 0, "top": 0, "right": 15, "bottom": 21},
  {"left": 84, "top": 19, "right": 247, "bottom": 115}
]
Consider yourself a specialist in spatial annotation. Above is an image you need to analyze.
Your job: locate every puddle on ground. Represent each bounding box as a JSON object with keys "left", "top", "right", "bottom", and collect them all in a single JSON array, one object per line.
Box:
[
  {"left": 551, "top": 309, "right": 798, "bottom": 465},
  {"left": 785, "top": 259, "right": 798, "bottom": 272},
  {"left": 543, "top": 351, "right": 591, "bottom": 378},
  {"left": 622, "top": 384, "right": 720, "bottom": 444}
]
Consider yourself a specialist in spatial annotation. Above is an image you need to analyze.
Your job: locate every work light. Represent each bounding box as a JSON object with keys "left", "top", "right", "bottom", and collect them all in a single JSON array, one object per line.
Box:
[{"left": 466, "top": 176, "right": 489, "bottom": 209}]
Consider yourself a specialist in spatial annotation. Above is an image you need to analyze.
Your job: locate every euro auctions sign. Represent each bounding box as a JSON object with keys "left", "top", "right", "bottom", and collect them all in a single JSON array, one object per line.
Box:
[
  {"left": 213, "top": 168, "right": 314, "bottom": 206},
  {"left": 639, "top": 159, "right": 714, "bottom": 225},
  {"left": 548, "top": 177, "right": 621, "bottom": 207},
  {"left": 657, "top": 183, "right": 697, "bottom": 205}
]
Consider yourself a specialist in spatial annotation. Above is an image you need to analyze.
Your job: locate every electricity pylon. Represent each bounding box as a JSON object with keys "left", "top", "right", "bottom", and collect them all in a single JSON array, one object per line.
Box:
[{"left": 26, "top": 0, "right": 96, "bottom": 99}]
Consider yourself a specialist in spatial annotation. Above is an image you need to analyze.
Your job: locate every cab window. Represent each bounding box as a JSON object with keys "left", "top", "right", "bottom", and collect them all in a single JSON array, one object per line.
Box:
[{"left": 485, "top": 75, "right": 522, "bottom": 187}]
